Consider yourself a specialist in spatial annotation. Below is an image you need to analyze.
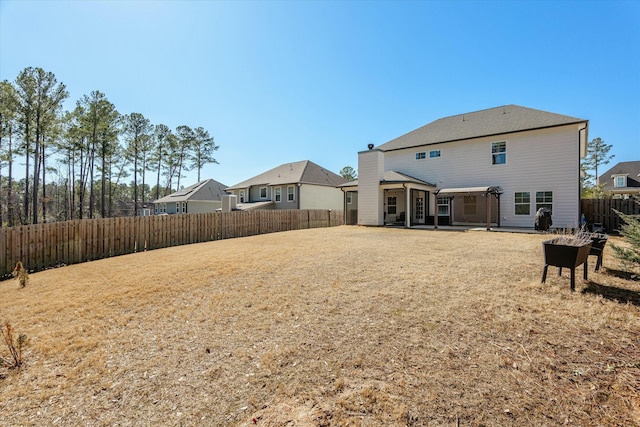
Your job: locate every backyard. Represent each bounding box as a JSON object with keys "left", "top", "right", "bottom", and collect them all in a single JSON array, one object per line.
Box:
[{"left": 0, "top": 226, "right": 638, "bottom": 426}]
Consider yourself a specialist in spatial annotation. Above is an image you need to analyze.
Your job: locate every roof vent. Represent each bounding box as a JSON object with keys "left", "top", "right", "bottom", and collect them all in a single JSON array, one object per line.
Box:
[{"left": 367, "top": 143, "right": 374, "bottom": 150}]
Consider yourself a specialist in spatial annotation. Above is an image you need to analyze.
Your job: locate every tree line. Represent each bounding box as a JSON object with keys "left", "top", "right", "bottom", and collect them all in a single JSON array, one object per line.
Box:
[{"left": 0, "top": 67, "right": 219, "bottom": 226}]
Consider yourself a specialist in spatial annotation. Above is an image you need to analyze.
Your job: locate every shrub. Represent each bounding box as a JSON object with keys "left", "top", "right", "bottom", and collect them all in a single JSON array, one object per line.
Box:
[
  {"left": 12, "top": 261, "right": 29, "bottom": 288},
  {"left": 0, "top": 322, "right": 26, "bottom": 370},
  {"left": 611, "top": 203, "right": 640, "bottom": 273}
]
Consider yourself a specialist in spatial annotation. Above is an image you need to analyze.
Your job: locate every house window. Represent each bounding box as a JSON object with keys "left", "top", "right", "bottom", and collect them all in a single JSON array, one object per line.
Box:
[
  {"left": 346, "top": 192, "right": 352, "bottom": 204},
  {"left": 491, "top": 141, "right": 506, "bottom": 165},
  {"left": 415, "top": 152, "right": 426, "bottom": 160},
  {"left": 287, "top": 186, "right": 295, "bottom": 201},
  {"left": 514, "top": 192, "right": 530, "bottom": 215},
  {"left": 614, "top": 176, "right": 626, "bottom": 188},
  {"left": 437, "top": 197, "right": 449, "bottom": 216},
  {"left": 176, "top": 202, "right": 180, "bottom": 213},
  {"left": 274, "top": 187, "right": 281, "bottom": 202},
  {"left": 464, "top": 196, "right": 477, "bottom": 215},
  {"left": 429, "top": 149, "right": 441, "bottom": 158},
  {"left": 536, "top": 191, "right": 553, "bottom": 212},
  {"left": 162, "top": 203, "right": 166, "bottom": 213},
  {"left": 260, "top": 187, "right": 267, "bottom": 199},
  {"left": 155, "top": 205, "right": 158, "bottom": 214},
  {"left": 387, "top": 197, "right": 397, "bottom": 215},
  {"left": 182, "top": 202, "right": 186, "bottom": 213},
  {"left": 239, "top": 191, "right": 245, "bottom": 203}
]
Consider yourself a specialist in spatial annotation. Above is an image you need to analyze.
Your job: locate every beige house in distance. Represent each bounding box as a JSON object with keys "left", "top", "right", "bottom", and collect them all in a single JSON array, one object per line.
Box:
[
  {"left": 152, "top": 179, "right": 227, "bottom": 214},
  {"left": 225, "top": 160, "right": 347, "bottom": 211}
]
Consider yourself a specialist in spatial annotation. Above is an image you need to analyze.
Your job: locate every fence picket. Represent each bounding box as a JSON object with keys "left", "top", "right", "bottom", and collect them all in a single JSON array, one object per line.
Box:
[{"left": 0, "top": 210, "right": 344, "bottom": 277}]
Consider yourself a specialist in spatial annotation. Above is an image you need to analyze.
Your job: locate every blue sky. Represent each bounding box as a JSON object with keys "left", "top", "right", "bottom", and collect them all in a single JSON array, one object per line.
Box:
[{"left": 1, "top": 0, "right": 638, "bottom": 187}]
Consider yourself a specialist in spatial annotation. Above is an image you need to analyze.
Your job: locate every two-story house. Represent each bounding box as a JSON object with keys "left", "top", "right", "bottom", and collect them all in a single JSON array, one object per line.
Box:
[
  {"left": 598, "top": 161, "right": 640, "bottom": 199},
  {"left": 225, "top": 160, "right": 347, "bottom": 211},
  {"left": 354, "top": 105, "right": 588, "bottom": 229},
  {"left": 152, "top": 179, "right": 227, "bottom": 214}
]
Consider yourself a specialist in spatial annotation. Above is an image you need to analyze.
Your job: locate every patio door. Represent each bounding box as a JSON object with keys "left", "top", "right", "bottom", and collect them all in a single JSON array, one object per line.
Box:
[{"left": 411, "top": 190, "right": 427, "bottom": 225}]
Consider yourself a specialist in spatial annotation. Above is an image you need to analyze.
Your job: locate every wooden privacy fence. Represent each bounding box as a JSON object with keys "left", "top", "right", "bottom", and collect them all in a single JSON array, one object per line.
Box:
[
  {"left": 581, "top": 198, "right": 640, "bottom": 232},
  {"left": 0, "top": 209, "right": 343, "bottom": 279}
]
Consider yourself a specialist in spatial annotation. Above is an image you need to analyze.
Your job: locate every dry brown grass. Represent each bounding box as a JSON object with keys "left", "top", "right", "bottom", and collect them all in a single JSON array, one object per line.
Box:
[{"left": 1, "top": 226, "right": 639, "bottom": 426}]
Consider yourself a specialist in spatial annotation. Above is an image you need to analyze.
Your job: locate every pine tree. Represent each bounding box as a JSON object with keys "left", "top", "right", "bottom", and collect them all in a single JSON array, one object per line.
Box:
[{"left": 611, "top": 203, "right": 640, "bottom": 274}]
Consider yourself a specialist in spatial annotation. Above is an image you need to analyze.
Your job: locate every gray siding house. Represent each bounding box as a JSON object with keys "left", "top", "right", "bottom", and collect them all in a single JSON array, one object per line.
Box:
[
  {"left": 152, "top": 179, "right": 227, "bottom": 214},
  {"left": 598, "top": 161, "right": 640, "bottom": 198},
  {"left": 226, "top": 160, "right": 347, "bottom": 211},
  {"left": 354, "top": 105, "right": 589, "bottom": 229}
]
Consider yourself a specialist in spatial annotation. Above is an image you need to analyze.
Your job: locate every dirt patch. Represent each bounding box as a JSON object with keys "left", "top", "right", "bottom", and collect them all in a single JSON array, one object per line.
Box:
[{"left": 1, "top": 226, "right": 639, "bottom": 426}]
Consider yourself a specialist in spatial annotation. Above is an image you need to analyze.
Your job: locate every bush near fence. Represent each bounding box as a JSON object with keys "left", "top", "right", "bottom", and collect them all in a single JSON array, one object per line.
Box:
[
  {"left": 581, "top": 198, "right": 640, "bottom": 232},
  {"left": 0, "top": 209, "right": 343, "bottom": 279}
]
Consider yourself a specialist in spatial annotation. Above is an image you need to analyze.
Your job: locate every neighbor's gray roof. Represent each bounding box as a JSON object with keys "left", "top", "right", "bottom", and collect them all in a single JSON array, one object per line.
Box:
[
  {"left": 376, "top": 105, "right": 587, "bottom": 152},
  {"left": 227, "top": 160, "right": 347, "bottom": 190},
  {"left": 153, "top": 179, "right": 228, "bottom": 203},
  {"left": 598, "top": 161, "right": 640, "bottom": 191},
  {"left": 338, "top": 171, "right": 435, "bottom": 188}
]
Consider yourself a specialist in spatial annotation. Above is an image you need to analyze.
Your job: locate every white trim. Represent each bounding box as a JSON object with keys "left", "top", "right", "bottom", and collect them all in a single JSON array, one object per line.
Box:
[{"left": 287, "top": 185, "right": 295, "bottom": 202}]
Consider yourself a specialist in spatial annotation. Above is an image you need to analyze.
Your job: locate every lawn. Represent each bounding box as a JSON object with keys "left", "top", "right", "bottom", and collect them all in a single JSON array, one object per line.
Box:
[{"left": 1, "top": 226, "right": 638, "bottom": 426}]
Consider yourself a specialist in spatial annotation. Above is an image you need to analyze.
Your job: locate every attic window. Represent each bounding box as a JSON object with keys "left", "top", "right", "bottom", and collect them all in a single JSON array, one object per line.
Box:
[
  {"left": 614, "top": 176, "right": 627, "bottom": 188},
  {"left": 415, "top": 152, "right": 426, "bottom": 160},
  {"left": 429, "top": 149, "right": 441, "bottom": 158}
]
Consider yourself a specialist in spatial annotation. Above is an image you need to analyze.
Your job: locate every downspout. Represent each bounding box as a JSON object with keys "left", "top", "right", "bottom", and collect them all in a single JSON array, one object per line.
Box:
[
  {"left": 578, "top": 125, "right": 588, "bottom": 221},
  {"left": 340, "top": 187, "right": 347, "bottom": 224}
]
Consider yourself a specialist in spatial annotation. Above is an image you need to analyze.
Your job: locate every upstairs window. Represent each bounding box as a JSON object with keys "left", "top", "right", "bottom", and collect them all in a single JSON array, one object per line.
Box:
[
  {"left": 429, "top": 149, "right": 441, "bottom": 158},
  {"left": 514, "top": 192, "right": 530, "bottom": 215},
  {"left": 492, "top": 141, "right": 506, "bottom": 165},
  {"left": 614, "top": 176, "right": 627, "bottom": 188},
  {"left": 415, "top": 152, "right": 426, "bottom": 160}
]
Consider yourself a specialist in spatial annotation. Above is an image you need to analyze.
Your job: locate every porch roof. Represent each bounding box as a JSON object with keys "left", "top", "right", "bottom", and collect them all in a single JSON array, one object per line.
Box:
[
  {"left": 337, "top": 171, "right": 436, "bottom": 189},
  {"left": 381, "top": 171, "right": 436, "bottom": 187},
  {"left": 436, "top": 186, "right": 502, "bottom": 195}
]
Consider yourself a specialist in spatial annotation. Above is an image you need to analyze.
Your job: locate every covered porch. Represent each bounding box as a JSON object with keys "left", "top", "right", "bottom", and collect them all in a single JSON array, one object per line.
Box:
[
  {"left": 434, "top": 186, "right": 502, "bottom": 230},
  {"left": 381, "top": 172, "right": 436, "bottom": 227}
]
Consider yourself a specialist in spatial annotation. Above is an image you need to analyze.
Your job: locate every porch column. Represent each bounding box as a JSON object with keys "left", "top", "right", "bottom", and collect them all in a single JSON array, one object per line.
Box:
[
  {"left": 405, "top": 185, "right": 410, "bottom": 227},
  {"left": 434, "top": 191, "right": 439, "bottom": 229},
  {"left": 486, "top": 191, "right": 491, "bottom": 231}
]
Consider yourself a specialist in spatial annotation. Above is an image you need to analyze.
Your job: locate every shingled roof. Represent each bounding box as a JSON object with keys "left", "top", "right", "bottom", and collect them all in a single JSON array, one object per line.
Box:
[
  {"left": 377, "top": 105, "right": 587, "bottom": 152},
  {"left": 227, "top": 160, "right": 347, "bottom": 190},
  {"left": 598, "top": 161, "right": 640, "bottom": 191},
  {"left": 153, "top": 179, "right": 227, "bottom": 203}
]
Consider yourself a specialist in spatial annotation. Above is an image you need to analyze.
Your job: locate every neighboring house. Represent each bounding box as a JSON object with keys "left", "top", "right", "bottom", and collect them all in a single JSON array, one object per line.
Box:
[
  {"left": 226, "top": 160, "right": 347, "bottom": 211},
  {"left": 354, "top": 105, "right": 589, "bottom": 229},
  {"left": 598, "top": 161, "right": 640, "bottom": 199},
  {"left": 152, "top": 179, "right": 227, "bottom": 214}
]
